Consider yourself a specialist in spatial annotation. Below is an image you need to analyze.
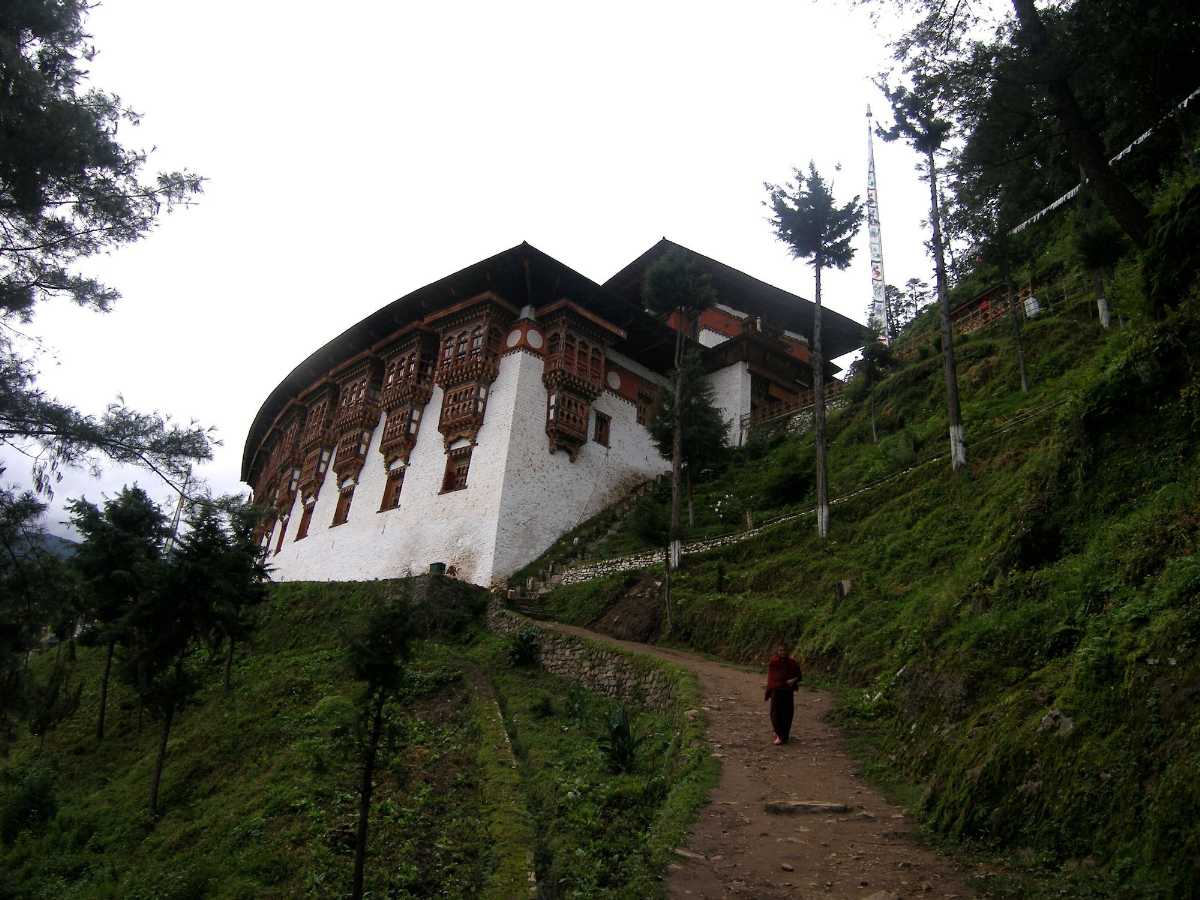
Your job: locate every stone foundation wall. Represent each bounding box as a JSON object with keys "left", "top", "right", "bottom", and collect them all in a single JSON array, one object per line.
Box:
[{"left": 486, "top": 601, "right": 677, "bottom": 713}]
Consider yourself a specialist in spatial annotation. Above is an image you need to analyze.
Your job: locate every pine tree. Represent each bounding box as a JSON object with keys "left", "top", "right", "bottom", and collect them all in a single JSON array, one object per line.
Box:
[
  {"left": 346, "top": 601, "right": 413, "bottom": 900},
  {"left": 68, "top": 486, "right": 169, "bottom": 742},
  {"left": 641, "top": 251, "right": 718, "bottom": 567},
  {"left": 764, "top": 162, "right": 864, "bottom": 538},
  {"left": 648, "top": 350, "right": 729, "bottom": 527},
  {"left": 877, "top": 76, "right": 968, "bottom": 472}
]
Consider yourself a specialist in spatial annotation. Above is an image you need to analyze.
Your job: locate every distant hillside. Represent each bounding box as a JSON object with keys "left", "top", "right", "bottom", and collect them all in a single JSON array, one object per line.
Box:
[
  {"left": 524, "top": 275, "right": 1200, "bottom": 895},
  {"left": 9, "top": 530, "right": 78, "bottom": 561}
]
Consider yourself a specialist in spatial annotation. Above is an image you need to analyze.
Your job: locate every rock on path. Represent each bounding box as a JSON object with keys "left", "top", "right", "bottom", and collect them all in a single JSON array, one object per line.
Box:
[{"left": 546, "top": 622, "right": 975, "bottom": 899}]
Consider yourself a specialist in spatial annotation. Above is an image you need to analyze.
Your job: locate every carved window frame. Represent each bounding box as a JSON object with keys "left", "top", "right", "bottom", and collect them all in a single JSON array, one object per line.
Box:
[
  {"left": 331, "top": 484, "right": 354, "bottom": 527},
  {"left": 379, "top": 466, "right": 405, "bottom": 511},
  {"left": 594, "top": 410, "right": 611, "bottom": 447},
  {"left": 295, "top": 503, "right": 314, "bottom": 541},
  {"left": 441, "top": 445, "right": 472, "bottom": 493}
]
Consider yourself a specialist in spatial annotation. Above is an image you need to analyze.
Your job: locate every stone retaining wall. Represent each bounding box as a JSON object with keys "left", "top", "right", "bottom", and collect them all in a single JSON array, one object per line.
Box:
[
  {"left": 558, "top": 508, "right": 816, "bottom": 585},
  {"left": 487, "top": 601, "right": 677, "bottom": 713}
]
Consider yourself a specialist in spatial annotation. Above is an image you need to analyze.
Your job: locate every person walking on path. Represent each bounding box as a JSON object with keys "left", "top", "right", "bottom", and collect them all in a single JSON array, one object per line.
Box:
[{"left": 765, "top": 642, "right": 803, "bottom": 745}]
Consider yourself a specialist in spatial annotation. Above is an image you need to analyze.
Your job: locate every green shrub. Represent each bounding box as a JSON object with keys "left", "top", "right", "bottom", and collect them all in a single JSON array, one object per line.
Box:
[
  {"left": 761, "top": 441, "right": 814, "bottom": 507},
  {"left": 507, "top": 628, "right": 540, "bottom": 667},
  {"left": 0, "top": 766, "right": 56, "bottom": 845},
  {"left": 598, "top": 705, "right": 645, "bottom": 774},
  {"left": 1142, "top": 168, "right": 1200, "bottom": 318},
  {"left": 629, "top": 493, "right": 669, "bottom": 545}
]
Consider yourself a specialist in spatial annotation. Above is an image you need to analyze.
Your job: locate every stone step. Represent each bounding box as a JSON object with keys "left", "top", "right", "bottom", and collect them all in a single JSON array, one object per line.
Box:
[{"left": 763, "top": 800, "right": 848, "bottom": 815}]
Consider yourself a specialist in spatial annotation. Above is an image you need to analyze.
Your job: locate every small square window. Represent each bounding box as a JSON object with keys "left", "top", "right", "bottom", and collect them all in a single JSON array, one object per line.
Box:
[
  {"left": 295, "top": 504, "right": 314, "bottom": 541},
  {"left": 331, "top": 486, "right": 354, "bottom": 526},
  {"left": 441, "top": 446, "right": 472, "bottom": 493},
  {"left": 594, "top": 411, "right": 610, "bottom": 447},
  {"left": 380, "top": 468, "right": 405, "bottom": 511}
]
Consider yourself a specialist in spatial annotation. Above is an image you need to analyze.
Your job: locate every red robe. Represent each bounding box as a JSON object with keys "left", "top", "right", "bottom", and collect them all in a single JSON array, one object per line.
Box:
[{"left": 764, "top": 654, "right": 802, "bottom": 701}]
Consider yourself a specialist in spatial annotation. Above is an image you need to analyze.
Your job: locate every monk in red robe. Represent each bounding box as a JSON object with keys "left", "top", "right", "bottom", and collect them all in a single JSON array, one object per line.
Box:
[{"left": 765, "top": 642, "right": 802, "bottom": 745}]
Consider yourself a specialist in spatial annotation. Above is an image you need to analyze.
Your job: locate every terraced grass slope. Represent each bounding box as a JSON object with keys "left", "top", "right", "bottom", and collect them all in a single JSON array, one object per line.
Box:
[
  {"left": 0, "top": 578, "right": 713, "bottom": 899},
  {"left": 531, "top": 297, "right": 1200, "bottom": 895}
]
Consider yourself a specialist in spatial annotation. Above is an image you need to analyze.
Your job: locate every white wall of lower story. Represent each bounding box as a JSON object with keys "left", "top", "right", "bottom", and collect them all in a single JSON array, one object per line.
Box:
[
  {"left": 706, "top": 362, "right": 752, "bottom": 447},
  {"left": 259, "top": 349, "right": 669, "bottom": 587},
  {"left": 488, "top": 351, "right": 669, "bottom": 582},
  {"left": 263, "top": 360, "right": 521, "bottom": 586}
]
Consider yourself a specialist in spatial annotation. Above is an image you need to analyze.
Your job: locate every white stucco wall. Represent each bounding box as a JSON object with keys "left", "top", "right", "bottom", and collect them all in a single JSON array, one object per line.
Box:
[
  {"left": 705, "top": 362, "right": 752, "bottom": 447},
  {"left": 260, "top": 348, "right": 670, "bottom": 587},
  {"left": 488, "top": 350, "right": 668, "bottom": 582},
  {"left": 264, "top": 359, "right": 522, "bottom": 586}
]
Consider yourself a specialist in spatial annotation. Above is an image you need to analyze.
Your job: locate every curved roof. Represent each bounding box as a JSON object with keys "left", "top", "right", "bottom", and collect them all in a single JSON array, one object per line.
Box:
[
  {"left": 241, "top": 242, "right": 675, "bottom": 481},
  {"left": 604, "top": 238, "right": 867, "bottom": 359}
]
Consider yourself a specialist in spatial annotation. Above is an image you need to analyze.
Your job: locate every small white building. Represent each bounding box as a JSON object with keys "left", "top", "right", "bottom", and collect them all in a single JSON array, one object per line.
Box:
[{"left": 242, "top": 239, "right": 863, "bottom": 586}]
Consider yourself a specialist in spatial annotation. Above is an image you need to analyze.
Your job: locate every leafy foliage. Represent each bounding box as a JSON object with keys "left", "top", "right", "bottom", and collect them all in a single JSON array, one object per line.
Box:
[
  {"left": 764, "top": 162, "right": 864, "bottom": 273},
  {"left": 647, "top": 350, "right": 729, "bottom": 475},
  {"left": 0, "top": 0, "right": 202, "bottom": 318},
  {"left": 641, "top": 249, "right": 718, "bottom": 320},
  {"left": 506, "top": 627, "right": 540, "bottom": 668},
  {"left": 598, "top": 705, "right": 645, "bottom": 774},
  {"left": 0, "top": 0, "right": 211, "bottom": 499}
]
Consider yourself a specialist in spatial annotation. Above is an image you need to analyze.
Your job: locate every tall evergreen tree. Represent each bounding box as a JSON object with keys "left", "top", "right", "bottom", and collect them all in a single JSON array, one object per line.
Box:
[
  {"left": 346, "top": 601, "right": 413, "bottom": 900},
  {"left": 870, "top": 0, "right": 1167, "bottom": 250},
  {"left": 68, "top": 486, "right": 169, "bottom": 742},
  {"left": 764, "top": 162, "right": 864, "bottom": 538},
  {"left": 648, "top": 350, "right": 729, "bottom": 526},
  {"left": 177, "top": 497, "right": 271, "bottom": 694},
  {"left": 641, "top": 251, "right": 718, "bottom": 567},
  {"left": 0, "top": 483, "right": 79, "bottom": 753},
  {"left": 877, "top": 76, "right": 968, "bottom": 472}
]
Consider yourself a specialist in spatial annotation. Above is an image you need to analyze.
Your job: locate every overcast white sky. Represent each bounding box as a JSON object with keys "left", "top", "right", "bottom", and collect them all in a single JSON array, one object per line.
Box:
[{"left": 6, "top": 0, "right": 942, "bottom": 538}]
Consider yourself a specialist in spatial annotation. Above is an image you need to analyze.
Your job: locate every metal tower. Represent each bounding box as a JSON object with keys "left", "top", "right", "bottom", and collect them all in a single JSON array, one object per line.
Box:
[{"left": 866, "top": 105, "right": 891, "bottom": 343}]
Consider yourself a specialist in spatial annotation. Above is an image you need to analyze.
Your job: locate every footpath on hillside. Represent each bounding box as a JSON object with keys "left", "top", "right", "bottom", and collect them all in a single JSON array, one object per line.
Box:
[{"left": 546, "top": 622, "right": 977, "bottom": 900}]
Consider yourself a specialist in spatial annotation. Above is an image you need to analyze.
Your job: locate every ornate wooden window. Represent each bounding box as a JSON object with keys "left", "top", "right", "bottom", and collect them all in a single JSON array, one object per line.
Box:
[
  {"left": 295, "top": 503, "right": 314, "bottom": 541},
  {"left": 379, "top": 466, "right": 405, "bottom": 511},
  {"left": 378, "top": 331, "right": 436, "bottom": 467},
  {"left": 594, "top": 411, "right": 611, "bottom": 447},
  {"left": 274, "top": 516, "right": 288, "bottom": 554},
  {"left": 297, "top": 385, "right": 338, "bottom": 501},
  {"left": 539, "top": 302, "right": 624, "bottom": 461},
  {"left": 331, "top": 485, "right": 354, "bottom": 526},
  {"left": 441, "top": 445, "right": 472, "bottom": 493},
  {"left": 429, "top": 293, "right": 515, "bottom": 448}
]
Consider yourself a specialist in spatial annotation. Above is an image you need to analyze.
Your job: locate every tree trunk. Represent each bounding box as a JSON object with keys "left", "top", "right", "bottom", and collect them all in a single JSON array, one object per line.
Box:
[
  {"left": 224, "top": 639, "right": 235, "bottom": 694},
  {"left": 352, "top": 687, "right": 388, "bottom": 900},
  {"left": 869, "top": 387, "right": 878, "bottom": 444},
  {"left": 149, "top": 700, "right": 176, "bottom": 816},
  {"left": 1009, "top": 286, "right": 1029, "bottom": 393},
  {"left": 669, "top": 312, "right": 684, "bottom": 568},
  {"left": 928, "top": 149, "right": 967, "bottom": 471},
  {"left": 96, "top": 640, "right": 114, "bottom": 742},
  {"left": 813, "top": 264, "right": 830, "bottom": 539},
  {"left": 686, "top": 468, "right": 694, "bottom": 528},
  {"left": 1093, "top": 270, "right": 1111, "bottom": 329},
  {"left": 1009, "top": 0, "right": 1149, "bottom": 249}
]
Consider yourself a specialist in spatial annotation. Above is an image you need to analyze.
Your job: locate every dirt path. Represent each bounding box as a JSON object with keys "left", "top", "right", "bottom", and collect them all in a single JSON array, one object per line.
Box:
[{"left": 546, "top": 622, "right": 976, "bottom": 900}]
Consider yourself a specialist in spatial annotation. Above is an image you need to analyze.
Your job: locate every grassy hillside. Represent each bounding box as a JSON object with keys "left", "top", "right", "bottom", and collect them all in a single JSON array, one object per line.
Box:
[
  {"left": 530, "top": 290, "right": 1200, "bottom": 894},
  {"left": 0, "top": 579, "right": 710, "bottom": 899}
]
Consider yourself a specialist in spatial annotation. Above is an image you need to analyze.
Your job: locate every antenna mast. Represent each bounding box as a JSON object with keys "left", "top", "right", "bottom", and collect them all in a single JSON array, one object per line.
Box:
[{"left": 866, "top": 105, "right": 891, "bottom": 343}]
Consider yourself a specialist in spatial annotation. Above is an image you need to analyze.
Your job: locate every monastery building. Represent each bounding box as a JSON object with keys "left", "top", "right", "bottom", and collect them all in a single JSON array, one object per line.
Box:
[{"left": 241, "top": 239, "right": 864, "bottom": 586}]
